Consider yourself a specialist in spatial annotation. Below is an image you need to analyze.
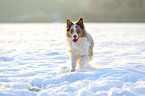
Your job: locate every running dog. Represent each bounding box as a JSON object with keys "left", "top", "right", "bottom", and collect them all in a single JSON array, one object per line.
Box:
[{"left": 66, "top": 17, "right": 94, "bottom": 72}]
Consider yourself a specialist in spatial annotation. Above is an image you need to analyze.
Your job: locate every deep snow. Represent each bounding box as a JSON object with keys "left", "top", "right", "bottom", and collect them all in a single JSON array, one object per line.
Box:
[{"left": 0, "top": 23, "right": 145, "bottom": 96}]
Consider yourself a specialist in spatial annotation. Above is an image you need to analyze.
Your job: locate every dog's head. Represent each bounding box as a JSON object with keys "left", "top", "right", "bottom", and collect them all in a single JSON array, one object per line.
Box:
[{"left": 66, "top": 17, "right": 85, "bottom": 43}]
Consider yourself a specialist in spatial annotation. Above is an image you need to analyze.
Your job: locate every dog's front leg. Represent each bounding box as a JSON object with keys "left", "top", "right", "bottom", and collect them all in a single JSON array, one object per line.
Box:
[
  {"left": 70, "top": 56, "right": 76, "bottom": 72},
  {"left": 80, "top": 55, "right": 91, "bottom": 69}
]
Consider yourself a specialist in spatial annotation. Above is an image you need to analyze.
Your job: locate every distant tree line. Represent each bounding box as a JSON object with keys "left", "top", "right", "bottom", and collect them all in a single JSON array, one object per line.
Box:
[{"left": 0, "top": 0, "right": 145, "bottom": 23}]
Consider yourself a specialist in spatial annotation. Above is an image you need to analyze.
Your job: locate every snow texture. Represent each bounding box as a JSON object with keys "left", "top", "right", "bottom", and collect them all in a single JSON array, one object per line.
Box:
[{"left": 0, "top": 23, "right": 145, "bottom": 96}]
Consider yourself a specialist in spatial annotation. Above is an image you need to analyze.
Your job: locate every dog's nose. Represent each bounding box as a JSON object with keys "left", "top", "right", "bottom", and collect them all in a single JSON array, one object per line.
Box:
[{"left": 73, "top": 35, "right": 77, "bottom": 38}]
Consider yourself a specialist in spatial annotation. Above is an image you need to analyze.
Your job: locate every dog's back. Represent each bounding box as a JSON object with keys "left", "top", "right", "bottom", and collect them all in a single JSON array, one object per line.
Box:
[{"left": 86, "top": 32, "right": 94, "bottom": 59}]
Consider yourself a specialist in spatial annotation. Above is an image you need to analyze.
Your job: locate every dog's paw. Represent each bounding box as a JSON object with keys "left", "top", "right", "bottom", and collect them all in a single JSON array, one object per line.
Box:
[{"left": 71, "top": 69, "right": 75, "bottom": 72}]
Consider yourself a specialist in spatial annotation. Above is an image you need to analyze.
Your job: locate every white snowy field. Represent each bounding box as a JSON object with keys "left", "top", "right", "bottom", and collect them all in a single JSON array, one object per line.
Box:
[{"left": 0, "top": 23, "right": 145, "bottom": 96}]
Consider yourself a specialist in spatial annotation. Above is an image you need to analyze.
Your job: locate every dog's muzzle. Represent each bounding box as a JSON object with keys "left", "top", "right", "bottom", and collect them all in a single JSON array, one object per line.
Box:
[{"left": 72, "top": 35, "right": 79, "bottom": 43}]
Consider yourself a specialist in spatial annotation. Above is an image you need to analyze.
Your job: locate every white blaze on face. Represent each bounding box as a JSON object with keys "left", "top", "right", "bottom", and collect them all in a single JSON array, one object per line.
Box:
[{"left": 72, "top": 24, "right": 78, "bottom": 39}]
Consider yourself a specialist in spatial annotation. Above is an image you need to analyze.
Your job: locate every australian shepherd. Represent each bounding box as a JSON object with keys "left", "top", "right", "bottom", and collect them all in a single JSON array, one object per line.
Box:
[{"left": 66, "top": 17, "right": 94, "bottom": 72}]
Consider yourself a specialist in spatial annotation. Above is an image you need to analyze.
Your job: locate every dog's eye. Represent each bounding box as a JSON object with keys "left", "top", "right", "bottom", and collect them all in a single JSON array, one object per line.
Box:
[
  {"left": 77, "top": 29, "right": 80, "bottom": 33},
  {"left": 71, "top": 30, "right": 73, "bottom": 33},
  {"left": 71, "top": 28, "right": 74, "bottom": 33}
]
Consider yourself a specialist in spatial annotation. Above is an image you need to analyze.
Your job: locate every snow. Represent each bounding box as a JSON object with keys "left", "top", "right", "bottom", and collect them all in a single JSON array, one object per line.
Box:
[{"left": 0, "top": 23, "right": 145, "bottom": 96}]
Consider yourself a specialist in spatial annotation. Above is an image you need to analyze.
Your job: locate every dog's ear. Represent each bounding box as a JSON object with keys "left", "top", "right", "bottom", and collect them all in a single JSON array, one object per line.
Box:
[
  {"left": 66, "top": 18, "right": 73, "bottom": 31},
  {"left": 76, "top": 17, "right": 84, "bottom": 29}
]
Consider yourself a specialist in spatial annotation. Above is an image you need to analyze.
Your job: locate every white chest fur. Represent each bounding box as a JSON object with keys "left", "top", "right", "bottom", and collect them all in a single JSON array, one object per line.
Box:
[{"left": 67, "top": 37, "right": 91, "bottom": 56}]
